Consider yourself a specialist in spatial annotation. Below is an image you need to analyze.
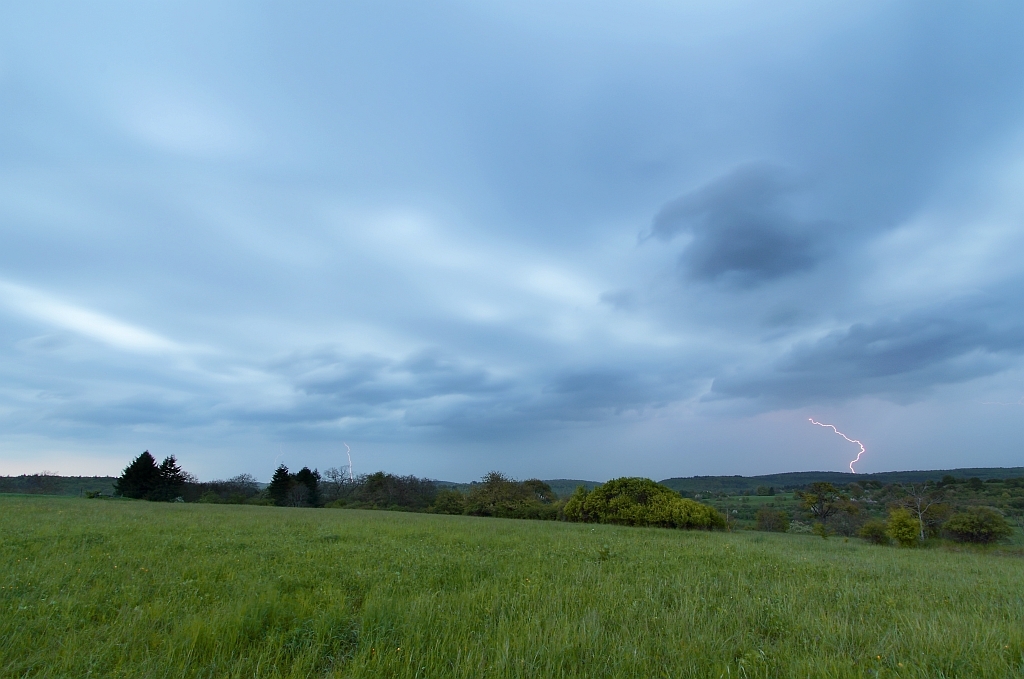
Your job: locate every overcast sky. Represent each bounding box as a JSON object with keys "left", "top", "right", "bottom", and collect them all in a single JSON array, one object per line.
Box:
[{"left": 2, "top": 1, "right": 1024, "bottom": 482}]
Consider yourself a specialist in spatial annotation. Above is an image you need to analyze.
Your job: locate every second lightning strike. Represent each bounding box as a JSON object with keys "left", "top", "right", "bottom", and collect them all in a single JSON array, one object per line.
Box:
[{"left": 809, "top": 418, "right": 866, "bottom": 473}]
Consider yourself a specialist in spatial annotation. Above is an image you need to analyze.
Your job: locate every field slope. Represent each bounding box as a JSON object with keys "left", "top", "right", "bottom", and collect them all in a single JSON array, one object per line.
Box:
[{"left": 1, "top": 496, "right": 1022, "bottom": 678}]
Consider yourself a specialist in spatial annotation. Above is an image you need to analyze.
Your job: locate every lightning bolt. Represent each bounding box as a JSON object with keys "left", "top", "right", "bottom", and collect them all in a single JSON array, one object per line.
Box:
[
  {"left": 344, "top": 442, "right": 353, "bottom": 482},
  {"left": 809, "top": 418, "right": 866, "bottom": 473}
]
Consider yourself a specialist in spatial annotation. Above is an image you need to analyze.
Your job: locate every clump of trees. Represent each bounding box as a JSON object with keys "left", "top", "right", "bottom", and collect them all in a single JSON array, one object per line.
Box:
[
  {"left": 564, "top": 477, "right": 726, "bottom": 530},
  {"left": 114, "top": 451, "right": 189, "bottom": 501},
  {"left": 755, "top": 507, "right": 789, "bottom": 532},
  {"left": 324, "top": 471, "right": 438, "bottom": 511},
  {"left": 943, "top": 507, "right": 1013, "bottom": 544},
  {"left": 464, "top": 472, "right": 560, "bottom": 520},
  {"left": 867, "top": 483, "right": 1014, "bottom": 547},
  {"left": 268, "top": 465, "right": 322, "bottom": 507},
  {"left": 109, "top": 451, "right": 1020, "bottom": 545},
  {"left": 191, "top": 474, "right": 264, "bottom": 504},
  {"left": 797, "top": 482, "right": 860, "bottom": 537}
]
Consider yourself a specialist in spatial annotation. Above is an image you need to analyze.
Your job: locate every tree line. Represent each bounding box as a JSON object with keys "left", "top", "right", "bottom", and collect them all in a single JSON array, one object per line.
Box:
[
  {"left": 110, "top": 452, "right": 728, "bottom": 530},
  {"left": 751, "top": 479, "right": 1016, "bottom": 545},
  {"left": 109, "top": 451, "right": 1018, "bottom": 543}
]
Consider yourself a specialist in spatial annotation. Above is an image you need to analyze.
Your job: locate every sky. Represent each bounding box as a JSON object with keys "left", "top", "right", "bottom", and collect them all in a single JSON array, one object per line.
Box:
[{"left": 2, "top": 1, "right": 1024, "bottom": 482}]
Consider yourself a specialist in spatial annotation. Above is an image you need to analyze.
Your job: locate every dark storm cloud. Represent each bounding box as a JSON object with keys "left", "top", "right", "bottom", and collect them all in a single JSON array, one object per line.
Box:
[
  {"left": 711, "top": 312, "right": 1024, "bottom": 405},
  {"left": 647, "top": 165, "right": 829, "bottom": 287},
  {"left": 3, "top": 1, "right": 1024, "bottom": 479},
  {"left": 286, "top": 350, "right": 508, "bottom": 405}
]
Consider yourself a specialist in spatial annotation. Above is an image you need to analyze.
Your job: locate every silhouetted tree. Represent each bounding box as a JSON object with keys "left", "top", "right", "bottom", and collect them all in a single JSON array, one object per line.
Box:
[
  {"left": 115, "top": 451, "right": 162, "bottom": 499},
  {"left": 151, "top": 455, "right": 187, "bottom": 501},
  {"left": 294, "top": 467, "right": 321, "bottom": 507},
  {"left": 268, "top": 464, "right": 291, "bottom": 506}
]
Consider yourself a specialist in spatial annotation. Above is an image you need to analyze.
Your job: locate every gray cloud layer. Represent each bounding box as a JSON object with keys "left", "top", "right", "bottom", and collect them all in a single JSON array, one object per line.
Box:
[
  {"left": 648, "top": 164, "right": 827, "bottom": 287},
  {"left": 2, "top": 1, "right": 1024, "bottom": 479}
]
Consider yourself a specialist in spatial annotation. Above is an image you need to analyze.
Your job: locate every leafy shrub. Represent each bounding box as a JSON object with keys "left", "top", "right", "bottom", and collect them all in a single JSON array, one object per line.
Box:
[
  {"left": 812, "top": 522, "right": 831, "bottom": 539},
  {"left": 566, "top": 477, "right": 726, "bottom": 530},
  {"left": 857, "top": 519, "right": 889, "bottom": 545},
  {"left": 944, "top": 507, "right": 1013, "bottom": 544},
  {"left": 886, "top": 509, "right": 920, "bottom": 547},
  {"left": 465, "top": 472, "right": 557, "bottom": 519},
  {"left": 755, "top": 507, "right": 789, "bottom": 532},
  {"left": 432, "top": 489, "right": 467, "bottom": 515}
]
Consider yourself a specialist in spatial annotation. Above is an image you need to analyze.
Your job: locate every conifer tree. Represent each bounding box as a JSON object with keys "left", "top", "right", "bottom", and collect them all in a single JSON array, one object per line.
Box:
[
  {"left": 295, "top": 467, "right": 321, "bottom": 507},
  {"left": 267, "top": 464, "right": 292, "bottom": 506},
  {"left": 152, "top": 455, "right": 187, "bottom": 501},
  {"left": 114, "top": 451, "right": 161, "bottom": 499}
]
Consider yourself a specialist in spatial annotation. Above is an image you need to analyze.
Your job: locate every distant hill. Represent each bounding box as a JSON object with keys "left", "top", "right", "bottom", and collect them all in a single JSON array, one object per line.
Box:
[
  {"left": 0, "top": 475, "right": 118, "bottom": 496},
  {"left": 659, "top": 467, "right": 1024, "bottom": 495},
  {"left": 535, "top": 479, "right": 601, "bottom": 498}
]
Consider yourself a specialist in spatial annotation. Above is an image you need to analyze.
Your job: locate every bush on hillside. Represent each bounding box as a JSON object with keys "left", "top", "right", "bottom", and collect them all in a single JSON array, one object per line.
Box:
[
  {"left": 432, "top": 489, "right": 467, "bottom": 515},
  {"left": 565, "top": 477, "right": 725, "bottom": 530},
  {"left": 944, "top": 507, "right": 1012, "bottom": 544},
  {"left": 465, "top": 472, "right": 559, "bottom": 519},
  {"left": 755, "top": 507, "right": 789, "bottom": 532},
  {"left": 886, "top": 509, "right": 920, "bottom": 547},
  {"left": 857, "top": 519, "right": 889, "bottom": 545}
]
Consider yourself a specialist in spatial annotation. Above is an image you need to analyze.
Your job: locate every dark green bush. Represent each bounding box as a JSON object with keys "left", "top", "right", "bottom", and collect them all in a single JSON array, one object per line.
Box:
[
  {"left": 432, "top": 489, "right": 467, "bottom": 515},
  {"left": 465, "top": 472, "right": 557, "bottom": 519},
  {"left": 944, "top": 507, "right": 1012, "bottom": 544},
  {"left": 755, "top": 507, "right": 789, "bottom": 532},
  {"left": 857, "top": 519, "right": 889, "bottom": 545}
]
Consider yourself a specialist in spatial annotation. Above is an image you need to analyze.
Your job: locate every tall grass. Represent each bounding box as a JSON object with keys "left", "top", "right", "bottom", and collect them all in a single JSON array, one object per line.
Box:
[{"left": 1, "top": 495, "right": 1022, "bottom": 677}]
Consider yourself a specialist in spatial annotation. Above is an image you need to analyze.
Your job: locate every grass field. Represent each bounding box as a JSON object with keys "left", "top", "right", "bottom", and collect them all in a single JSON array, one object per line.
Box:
[{"left": 2, "top": 496, "right": 1023, "bottom": 678}]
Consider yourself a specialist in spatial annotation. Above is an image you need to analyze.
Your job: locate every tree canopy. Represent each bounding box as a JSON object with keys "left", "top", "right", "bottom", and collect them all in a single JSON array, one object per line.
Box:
[
  {"left": 114, "top": 451, "right": 188, "bottom": 501},
  {"left": 564, "top": 477, "right": 725, "bottom": 530}
]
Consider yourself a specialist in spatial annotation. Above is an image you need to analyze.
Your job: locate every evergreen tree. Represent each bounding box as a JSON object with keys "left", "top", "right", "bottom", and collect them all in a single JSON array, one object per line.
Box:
[
  {"left": 267, "top": 464, "right": 292, "bottom": 506},
  {"left": 114, "top": 451, "right": 161, "bottom": 499},
  {"left": 152, "top": 455, "right": 187, "bottom": 501},
  {"left": 294, "top": 467, "right": 321, "bottom": 507}
]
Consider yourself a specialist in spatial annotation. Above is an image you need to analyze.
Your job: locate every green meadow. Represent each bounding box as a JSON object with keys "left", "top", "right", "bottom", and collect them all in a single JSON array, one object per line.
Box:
[{"left": 2, "top": 495, "right": 1023, "bottom": 678}]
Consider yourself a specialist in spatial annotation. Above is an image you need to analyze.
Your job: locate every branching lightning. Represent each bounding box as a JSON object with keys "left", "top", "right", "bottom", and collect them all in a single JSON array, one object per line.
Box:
[
  {"left": 809, "top": 418, "right": 866, "bottom": 473},
  {"left": 344, "top": 442, "right": 353, "bottom": 482}
]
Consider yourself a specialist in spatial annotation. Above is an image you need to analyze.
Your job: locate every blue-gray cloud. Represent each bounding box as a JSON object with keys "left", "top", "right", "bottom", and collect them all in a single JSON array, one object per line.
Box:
[
  {"left": 2, "top": 1, "right": 1024, "bottom": 479},
  {"left": 712, "top": 309, "right": 1024, "bottom": 406},
  {"left": 647, "top": 164, "right": 829, "bottom": 287}
]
